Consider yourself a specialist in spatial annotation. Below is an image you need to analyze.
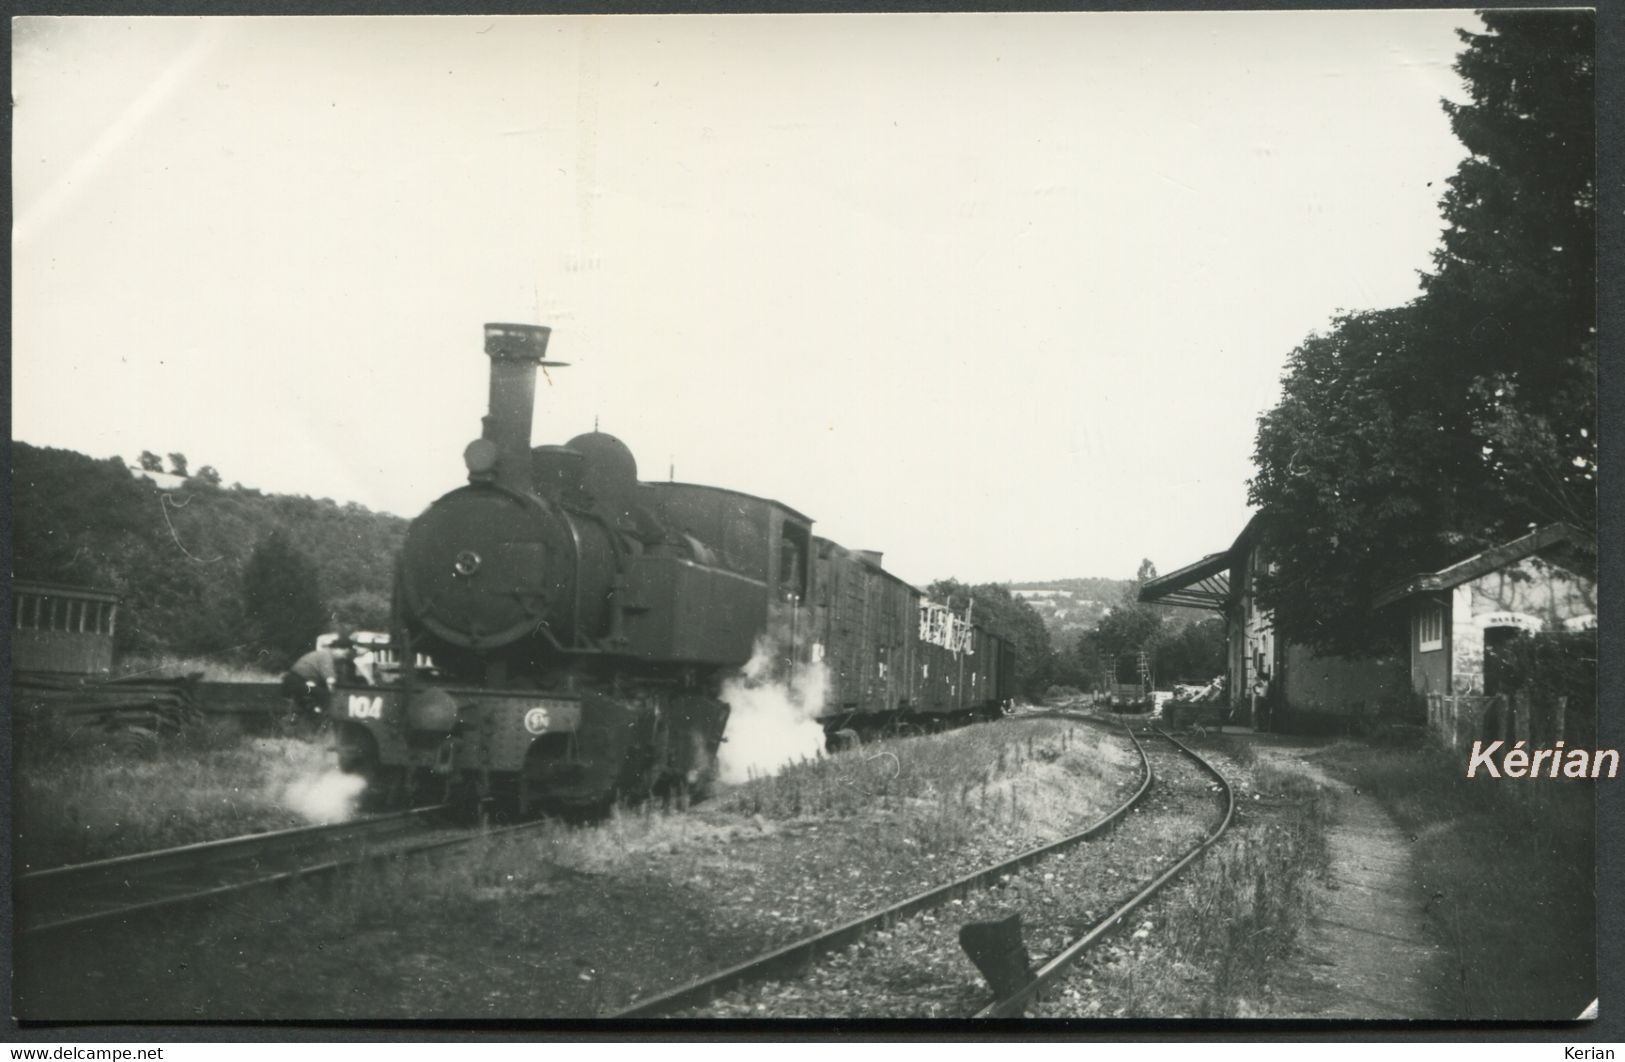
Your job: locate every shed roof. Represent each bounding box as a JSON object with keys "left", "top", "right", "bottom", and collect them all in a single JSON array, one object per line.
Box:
[
  {"left": 1136, "top": 512, "right": 1265, "bottom": 612},
  {"left": 1371, "top": 523, "right": 1589, "bottom": 609},
  {"left": 1137, "top": 552, "right": 1231, "bottom": 611}
]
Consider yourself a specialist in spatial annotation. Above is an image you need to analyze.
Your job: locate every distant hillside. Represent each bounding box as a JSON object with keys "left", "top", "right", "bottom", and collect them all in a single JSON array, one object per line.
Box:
[
  {"left": 1007, "top": 578, "right": 1128, "bottom": 651},
  {"left": 1009, "top": 575, "right": 1213, "bottom": 653},
  {"left": 11, "top": 441, "right": 407, "bottom": 666}
]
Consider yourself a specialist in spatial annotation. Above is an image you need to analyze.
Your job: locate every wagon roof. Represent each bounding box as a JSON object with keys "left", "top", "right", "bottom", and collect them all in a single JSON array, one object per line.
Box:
[
  {"left": 12, "top": 579, "right": 120, "bottom": 602},
  {"left": 644, "top": 480, "right": 814, "bottom": 524}
]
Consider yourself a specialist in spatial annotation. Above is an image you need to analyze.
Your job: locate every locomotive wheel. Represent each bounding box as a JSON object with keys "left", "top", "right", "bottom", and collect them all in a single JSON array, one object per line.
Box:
[
  {"left": 557, "top": 794, "right": 617, "bottom": 824},
  {"left": 486, "top": 775, "right": 536, "bottom": 822},
  {"left": 349, "top": 767, "right": 403, "bottom": 811},
  {"left": 335, "top": 724, "right": 409, "bottom": 810}
]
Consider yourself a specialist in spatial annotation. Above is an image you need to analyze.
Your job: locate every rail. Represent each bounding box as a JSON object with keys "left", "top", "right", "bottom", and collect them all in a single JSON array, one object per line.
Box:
[
  {"left": 15, "top": 804, "right": 457, "bottom": 936},
  {"left": 974, "top": 727, "right": 1236, "bottom": 1017},
  {"left": 610, "top": 719, "right": 1154, "bottom": 1018}
]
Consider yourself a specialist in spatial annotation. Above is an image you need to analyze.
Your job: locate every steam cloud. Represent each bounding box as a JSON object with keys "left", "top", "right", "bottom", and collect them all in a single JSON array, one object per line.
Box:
[
  {"left": 282, "top": 766, "right": 368, "bottom": 824},
  {"left": 257, "top": 736, "right": 368, "bottom": 824},
  {"left": 717, "top": 627, "right": 829, "bottom": 785}
]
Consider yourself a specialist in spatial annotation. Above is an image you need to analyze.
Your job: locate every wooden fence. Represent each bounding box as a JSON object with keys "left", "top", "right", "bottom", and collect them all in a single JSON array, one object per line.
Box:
[{"left": 1427, "top": 691, "right": 1574, "bottom": 753}]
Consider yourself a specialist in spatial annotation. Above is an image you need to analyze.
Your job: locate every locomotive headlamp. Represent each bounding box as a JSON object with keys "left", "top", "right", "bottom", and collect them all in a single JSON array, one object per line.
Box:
[{"left": 464, "top": 438, "right": 499, "bottom": 476}]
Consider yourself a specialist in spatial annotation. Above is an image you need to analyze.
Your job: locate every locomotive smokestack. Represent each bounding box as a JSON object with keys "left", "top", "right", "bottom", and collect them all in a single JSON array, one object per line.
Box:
[{"left": 468, "top": 323, "right": 566, "bottom": 493}]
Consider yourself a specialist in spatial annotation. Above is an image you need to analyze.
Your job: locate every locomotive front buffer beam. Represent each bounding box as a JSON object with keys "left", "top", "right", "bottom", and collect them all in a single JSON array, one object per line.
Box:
[{"left": 328, "top": 684, "right": 585, "bottom": 776}]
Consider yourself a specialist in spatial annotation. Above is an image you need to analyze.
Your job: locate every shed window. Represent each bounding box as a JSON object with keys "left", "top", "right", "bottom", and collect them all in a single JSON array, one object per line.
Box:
[{"left": 1419, "top": 606, "right": 1444, "bottom": 652}]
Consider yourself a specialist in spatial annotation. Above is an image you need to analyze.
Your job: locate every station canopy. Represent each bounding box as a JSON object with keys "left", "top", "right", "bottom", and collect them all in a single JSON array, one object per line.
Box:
[{"left": 1137, "top": 552, "right": 1231, "bottom": 612}]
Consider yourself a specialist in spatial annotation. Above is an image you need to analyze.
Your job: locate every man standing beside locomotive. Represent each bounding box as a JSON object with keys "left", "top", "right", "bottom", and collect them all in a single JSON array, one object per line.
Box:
[{"left": 279, "top": 640, "right": 356, "bottom": 729}]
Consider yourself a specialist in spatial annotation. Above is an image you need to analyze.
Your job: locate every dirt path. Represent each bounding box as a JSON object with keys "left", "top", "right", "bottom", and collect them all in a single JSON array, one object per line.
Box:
[{"left": 1253, "top": 745, "right": 1462, "bottom": 1019}]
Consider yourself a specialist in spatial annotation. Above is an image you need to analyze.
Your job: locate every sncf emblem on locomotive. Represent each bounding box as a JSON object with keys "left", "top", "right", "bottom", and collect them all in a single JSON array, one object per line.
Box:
[
  {"left": 523, "top": 706, "right": 551, "bottom": 734},
  {"left": 919, "top": 602, "right": 974, "bottom": 655}
]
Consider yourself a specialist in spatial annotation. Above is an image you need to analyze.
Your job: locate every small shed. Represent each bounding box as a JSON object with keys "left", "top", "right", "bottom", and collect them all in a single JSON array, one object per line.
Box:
[
  {"left": 1373, "top": 524, "right": 1595, "bottom": 699},
  {"left": 11, "top": 580, "right": 120, "bottom": 675}
]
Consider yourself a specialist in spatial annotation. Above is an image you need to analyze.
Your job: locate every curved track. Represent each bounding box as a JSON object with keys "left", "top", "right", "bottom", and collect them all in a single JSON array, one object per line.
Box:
[
  {"left": 974, "top": 726, "right": 1235, "bottom": 1017},
  {"left": 14, "top": 805, "right": 477, "bottom": 936},
  {"left": 610, "top": 718, "right": 1158, "bottom": 1018}
]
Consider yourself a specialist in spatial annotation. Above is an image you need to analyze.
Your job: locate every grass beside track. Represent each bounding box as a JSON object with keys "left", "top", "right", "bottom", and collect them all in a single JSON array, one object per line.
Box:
[
  {"left": 1309, "top": 738, "right": 1596, "bottom": 1019},
  {"left": 14, "top": 720, "right": 331, "bottom": 870},
  {"left": 1040, "top": 735, "right": 1331, "bottom": 1018},
  {"left": 14, "top": 717, "right": 1142, "bottom": 1020}
]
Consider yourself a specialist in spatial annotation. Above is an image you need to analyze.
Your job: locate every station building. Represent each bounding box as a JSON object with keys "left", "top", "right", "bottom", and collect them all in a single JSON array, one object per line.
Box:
[
  {"left": 1373, "top": 523, "right": 1595, "bottom": 749},
  {"left": 1138, "top": 516, "right": 1402, "bottom": 732},
  {"left": 1372, "top": 523, "right": 1595, "bottom": 698}
]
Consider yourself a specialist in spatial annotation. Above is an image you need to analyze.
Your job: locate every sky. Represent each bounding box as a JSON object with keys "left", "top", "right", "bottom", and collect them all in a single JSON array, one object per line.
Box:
[{"left": 11, "top": 12, "right": 1478, "bottom": 588}]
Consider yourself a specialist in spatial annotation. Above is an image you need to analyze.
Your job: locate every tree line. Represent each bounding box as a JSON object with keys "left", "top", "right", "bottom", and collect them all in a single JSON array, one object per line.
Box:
[{"left": 11, "top": 442, "right": 406, "bottom": 668}]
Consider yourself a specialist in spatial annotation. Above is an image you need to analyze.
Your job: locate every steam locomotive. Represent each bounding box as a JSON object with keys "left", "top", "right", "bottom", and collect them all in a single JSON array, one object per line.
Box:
[{"left": 326, "top": 323, "right": 1015, "bottom": 813}]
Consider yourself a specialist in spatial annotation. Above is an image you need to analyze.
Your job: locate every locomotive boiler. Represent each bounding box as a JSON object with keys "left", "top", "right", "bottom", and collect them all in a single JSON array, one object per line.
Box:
[{"left": 326, "top": 322, "right": 1014, "bottom": 814}]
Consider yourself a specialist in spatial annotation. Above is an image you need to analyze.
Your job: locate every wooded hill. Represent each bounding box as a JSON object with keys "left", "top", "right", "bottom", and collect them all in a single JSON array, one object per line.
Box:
[
  {"left": 1006, "top": 578, "right": 1127, "bottom": 650},
  {"left": 11, "top": 441, "right": 406, "bottom": 669}
]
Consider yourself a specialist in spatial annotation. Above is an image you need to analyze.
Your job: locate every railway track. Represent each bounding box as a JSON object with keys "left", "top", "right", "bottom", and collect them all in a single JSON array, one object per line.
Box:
[
  {"left": 612, "top": 720, "right": 1233, "bottom": 1018},
  {"left": 13, "top": 804, "right": 488, "bottom": 936},
  {"left": 611, "top": 720, "right": 1228, "bottom": 1019},
  {"left": 976, "top": 726, "right": 1234, "bottom": 1017}
]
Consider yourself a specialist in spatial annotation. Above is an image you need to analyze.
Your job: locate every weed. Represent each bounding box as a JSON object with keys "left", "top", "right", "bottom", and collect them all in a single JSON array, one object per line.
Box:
[
  {"left": 1084, "top": 776, "right": 1331, "bottom": 1017},
  {"left": 1311, "top": 741, "right": 1596, "bottom": 1018},
  {"left": 14, "top": 724, "right": 329, "bottom": 868},
  {"left": 1203, "top": 733, "right": 1258, "bottom": 769}
]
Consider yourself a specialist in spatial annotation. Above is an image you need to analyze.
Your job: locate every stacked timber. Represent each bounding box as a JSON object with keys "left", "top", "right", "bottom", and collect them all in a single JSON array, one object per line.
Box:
[{"left": 13, "top": 672, "right": 205, "bottom": 747}]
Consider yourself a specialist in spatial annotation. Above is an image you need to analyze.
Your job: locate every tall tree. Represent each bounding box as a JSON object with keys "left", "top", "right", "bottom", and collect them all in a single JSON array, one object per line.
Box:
[
  {"left": 1420, "top": 10, "right": 1596, "bottom": 537},
  {"left": 1249, "top": 11, "right": 1594, "bottom": 656},
  {"left": 1079, "top": 559, "right": 1167, "bottom": 682},
  {"left": 242, "top": 529, "right": 324, "bottom": 662}
]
